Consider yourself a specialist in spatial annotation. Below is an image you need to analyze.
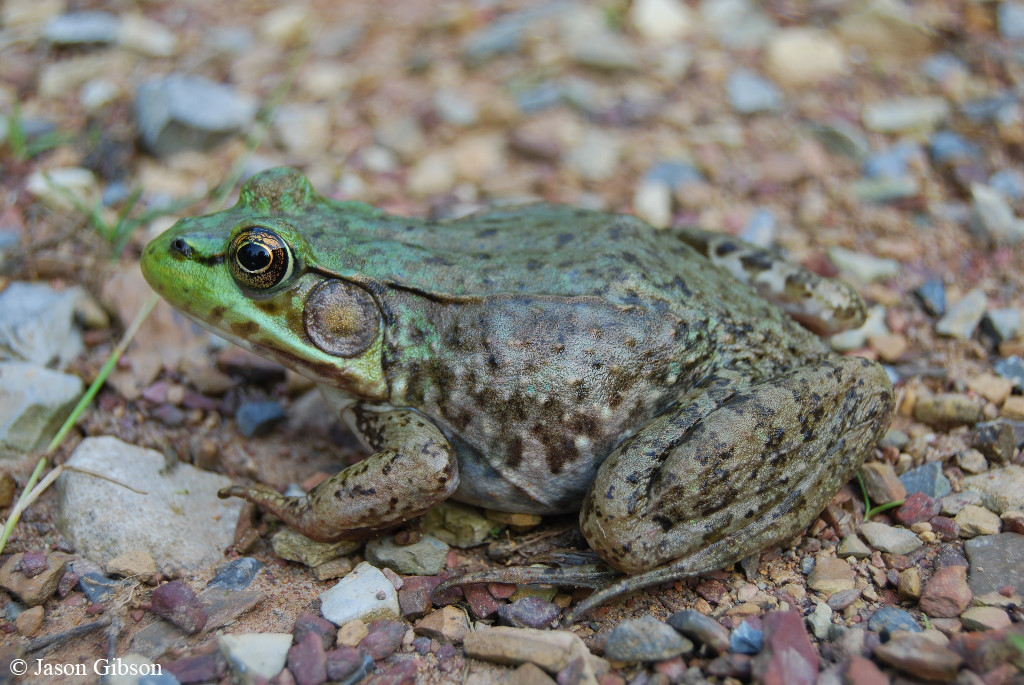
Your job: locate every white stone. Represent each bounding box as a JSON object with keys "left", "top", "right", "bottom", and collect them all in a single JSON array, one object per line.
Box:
[
  {"left": 631, "top": 0, "right": 695, "bottom": 42},
  {"left": 118, "top": 14, "right": 178, "bottom": 57},
  {"left": 633, "top": 180, "right": 672, "bottom": 228},
  {"left": 859, "top": 521, "right": 923, "bottom": 554},
  {"left": 408, "top": 152, "right": 456, "bottom": 196},
  {"left": 0, "top": 363, "right": 83, "bottom": 452},
  {"left": 273, "top": 105, "right": 331, "bottom": 156},
  {"left": 26, "top": 167, "right": 100, "bottom": 212},
  {"left": 566, "top": 129, "right": 621, "bottom": 182},
  {"left": 219, "top": 633, "right": 292, "bottom": 680},
  {"left": 862, "top": 97, "right": 950, "bottom": 134},
  {"left": 0, "top": 282, "right": 85, "bottom": 369},
  {"left": 319, "top": 561, "right": 400, "bottom": 625},
  {"left": 80, "top": 77, "right": 120, "bottom": 111},
  {"left": 106, "top": 653, "right": 159, "bottom": 685},
  {"left": 766, "top": 28, "right": 845, "bottom": 86},
  {"left": 55, "top": 436, "right": 243, "bottom": 569}
]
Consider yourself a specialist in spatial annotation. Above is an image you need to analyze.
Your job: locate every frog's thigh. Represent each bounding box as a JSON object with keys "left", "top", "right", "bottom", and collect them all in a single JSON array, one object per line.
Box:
[
  {"left": 580, "top": 356, "right": 893, "bottom": 575},
  {"left": 221, "top": 405, "right": 458, "bottom": 542}
]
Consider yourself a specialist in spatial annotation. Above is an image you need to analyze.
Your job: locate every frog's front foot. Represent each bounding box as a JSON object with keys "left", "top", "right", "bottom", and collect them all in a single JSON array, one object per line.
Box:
[
  {"left": 220, "top": 406, "right": 459, "bottom": 542},
  {"left": 570, "top": 356, "right": 893, "bottom": 620}
]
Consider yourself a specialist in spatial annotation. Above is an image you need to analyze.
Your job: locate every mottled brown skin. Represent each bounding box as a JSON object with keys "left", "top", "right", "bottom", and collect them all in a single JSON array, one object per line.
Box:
[{"left": 141, "top": 168, "right": 894, "bottom": 618}]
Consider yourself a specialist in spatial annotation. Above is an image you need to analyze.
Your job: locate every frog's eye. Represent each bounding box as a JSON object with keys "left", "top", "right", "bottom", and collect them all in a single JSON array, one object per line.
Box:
[{"left": 229, "top": 227, "right": 294, "bottom": 290}]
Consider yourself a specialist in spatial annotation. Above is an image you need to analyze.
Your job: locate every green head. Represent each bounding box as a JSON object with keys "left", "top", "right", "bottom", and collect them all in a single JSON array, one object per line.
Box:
[{"left": 140, "top": 167, "right": 387, "bottom": 400}]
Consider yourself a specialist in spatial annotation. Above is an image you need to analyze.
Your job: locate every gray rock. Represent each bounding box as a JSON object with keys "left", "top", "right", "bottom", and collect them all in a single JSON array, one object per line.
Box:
[
  {"left": 422, "top": 501, "right": 492, "bottom": 548},
  {"left": 44, "top": 11, "right": 120, "bottom": 45},
  {"left": 809, "top": 119, "right": 870, "bottom": 160},
  {"left": 667, "top": 609, "right": 730, "bottom": 655},
  {"left": 235, "top": 400, "right": 285, "bottom": 438},
  {"left": 207, "top": 558, "right": 263, "bottom": 592},
  {"left": 365, "top": 535, "right": 449, "bottom": 575},
  {"left": 939, "top": 490, "right": 984, "bottom": 516},
  {"left": 899, "top": 461, "right": 952, "bottom": 499},
  {"left": 55, "top": 436, "right": 243, "bottom": 569},
  {"left": 963, "top": 465, "right": 1024, "bottom": 514},
  {"left": 0, "top": 282, "right": 85, "bottom": 369},
  {"left": 863, "top": 97, "right": 950, "bottom": 133},
  {"left": 837, "top": 534, "right": 871, "bottom": 559},
  {"left": 807, "top": 602, "right": 833, "bottom": 640},
  {"left": 726, "top": 69, "right": 782, "bottom": 114},
  {"left": 994, "top": 355, "right": 1024, "bottom": 390},
  {"left": 136, "top": 75, "right": 257, "bottom": 157},
  {"left": 702, "top": 0, "right": 777, "bottom": 50},
  {"left": 929, "top": 130, "right": 980, "bottom": 166},
  {"left": 604, "top": 616, "right": 693, "bottom": 663},
  {"left": 433, "top": 88, "right": 478, "bottom": 126},
  {"left": 866, "top": 606, "right": 920, "bottom": 637},
  {"left": 859, "top": 522, "right": 922, "bottom": 555},
  {"left": 982, "top": 308, "right": 1020, "bottom": 343},
  {"left": 989, "top": 169, "right": 1024, "bottom": 200},
  {"left": 0, "top": 362, "right": 83, "bottom": 452},
  {"left": 914, "top": 278, "right": 946, "bottom": 317},
  {"left": 936, "top": 289, "right": 987, "bottom": 339},
  {"left": 969, "top": 183, "right": 1024, "bottom": 244},
  {"left": 319, "top": 562, "right": 399, "bottom": 625},
  {"left": 461, "top": 2, "right": 572, "bottom": 65},
  {"left": 729, "top": 619, "right": 763, "bottom": 655},
  {"left": 999, "top": 2, "right": 1024, "bottom": 40},
  {"left": 826, "top": 247, "right": 899, "bottom": 283},
  {"left": 851, "top": 176, "right": 920, "bottom": 203}
]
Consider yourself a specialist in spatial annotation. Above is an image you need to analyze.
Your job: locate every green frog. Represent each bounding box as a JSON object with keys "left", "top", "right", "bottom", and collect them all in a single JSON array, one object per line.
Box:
[{"left": 141, "top": 167, "right": 893, "bottom": 618}]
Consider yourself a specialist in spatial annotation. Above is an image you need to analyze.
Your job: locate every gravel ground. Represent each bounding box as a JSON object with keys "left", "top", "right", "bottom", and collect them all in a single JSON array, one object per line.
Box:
[{"left": 1, "top": 1, "right": 1023, "bottom": 683}]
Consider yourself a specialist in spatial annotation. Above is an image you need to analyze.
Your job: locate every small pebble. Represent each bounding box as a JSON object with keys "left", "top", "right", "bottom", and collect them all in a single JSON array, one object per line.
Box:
[
  {"left": 867, "top": 606, "right": 921, "bottom": 637},
  {"left": 497, "top": 596, "right": 561, "bottom": 629},
  {"left": 235, "top": 400, "right": 286, "bottom": 438},
  {"left": 667, "top": 609, "right": 730, "bottom": 655},
  {"left": 919, "top": 565, "right": 972, "bottom": 617},
  {"left": 729, "top": 619, "right": 763, "bottom": 655},
  {"left": 954, "top": 505, "right": 1002, "bottom": 537},
  {"left": 899, "top": 461, "right": 953, "bottom": 498},
  {"left": 914, "top": 278, "right": 946, "bottom": 316}
]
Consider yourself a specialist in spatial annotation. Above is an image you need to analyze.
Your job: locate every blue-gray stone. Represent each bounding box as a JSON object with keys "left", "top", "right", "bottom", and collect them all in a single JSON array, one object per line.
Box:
[
  {"left": 4, "top": 601, "right": 24, "bottom": 621},
  {"left": 78, "top": 572, "right": 121, "bottom": 603},
  {"left": 140, "top": 674, "right": 181, "bottom": 685},
  {"left": 1000, "top": 2, "right": 1024, "bottom": 40},
  {"left": 730, "top": 620, "right": 762, "bottom": 655},
  {"left": 960, "top": 93, "right": 1017, "bottom": 123},
  {"left": 867, "top": 606, "right": 921, "bottom": 637},
  {"left": 914, "top": 277, "right": 946, "bottom": 317},
  {"left": 497, "top": 596, "right": 561, "bottom": 629},
  {"left": 135, "top": 75, "right": 257, "bottom": 157},
  {"left": 44, "top": 11, "right": 120, "bottom": 45},
  {"left": 741, "top": 208, "right": 776, "bottom": 248},
  {"left": 989, "top": 169, "right": 1024, "bottom": 200},
  {"left": 101, "top": 181, "right": 131, "bottom": 207},
  {"left": 899, "top": 462, "right": 952, "bottom": 499},
  {"left": 995, "top": 356, "right": 1024, "bottom": 391},
  {"left": 207, "top": 557, "right": 263, "bottom": 592},
  {"left": 516, "top": 83, "right": 563, "bottom": 113},
  {"left": 982, "top": 308, "right": 1021, "bottom": 343},
  {"left": 801, "top": 556, "right": 815, "bottom": 575},
  {"left": 644, "top": 160, "right": 704, "bottom": 188},
  {"left": 235, "top": 401, "right": 285, "bottom": 438},
  {"left": 863, "top": 143, "right": 918, "bottom": 179},
  {"left": 604, "top": 615, "right": 693, "bottom": 663},
  {"left": 462, "top": 2, "right": 572, "bottom": 65},
  {"left": 809, "top": 120, "right": 870, "bottom": 160},
  {"left": 921, "top": 53, "right": 967, "bottom": 83},
  {"left": 726, "top": 69, "right": 782, "bottom": 114},
  {"left": 929, "top": 131, "right": 980, "bottom": 166}
]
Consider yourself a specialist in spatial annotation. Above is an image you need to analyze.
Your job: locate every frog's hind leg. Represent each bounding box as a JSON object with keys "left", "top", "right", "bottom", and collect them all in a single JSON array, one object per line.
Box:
[
  {"left": 675, "top": 227, "right": 866, "bottom": 336},
  {"left": 571, "top": 356, "right": 893, "bottom": 622},
  {"left": 219, "top": 405, "right": 458, "bottom": 542}
]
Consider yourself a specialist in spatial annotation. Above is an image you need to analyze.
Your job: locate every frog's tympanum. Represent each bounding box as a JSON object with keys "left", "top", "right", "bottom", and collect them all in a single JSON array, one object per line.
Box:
[{"left": 142, "top": 168, "right": 894, "bottom": 619}]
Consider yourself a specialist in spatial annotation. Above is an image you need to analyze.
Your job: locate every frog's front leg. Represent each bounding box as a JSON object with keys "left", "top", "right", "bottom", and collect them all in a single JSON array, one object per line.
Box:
[
  {"left": 219, "top": 404, "right": 458, "bottom": 542},
  {"left": 572, "top": 356, "right": 893, "bottom": 620}
]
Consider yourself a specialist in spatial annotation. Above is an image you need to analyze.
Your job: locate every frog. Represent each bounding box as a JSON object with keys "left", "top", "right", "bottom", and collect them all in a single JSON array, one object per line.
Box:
[{"left": 141, "top": 167, "right": 894, "bottom": 620}]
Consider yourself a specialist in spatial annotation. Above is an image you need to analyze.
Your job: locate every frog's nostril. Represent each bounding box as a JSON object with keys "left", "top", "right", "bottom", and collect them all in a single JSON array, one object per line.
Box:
[{"left": 170, "top": 237, "right": 194, "bottom": 258}]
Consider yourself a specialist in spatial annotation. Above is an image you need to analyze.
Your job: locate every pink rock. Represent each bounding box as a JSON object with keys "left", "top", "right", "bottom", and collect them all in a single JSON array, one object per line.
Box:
[
  {"left": 895, "top": 492, "right": 940, "bottom": 525},
  {"left": 696, "top": 579, "right": 729, "bottom": 604},
  {"left": 751, "top": 611, "right": 818, "bottom": 685},
  {"left": 919, "top": 566, "right": 972, "bottom": 618},
  {"left": 150, "top": 580, "right": 207, "bottom": 634},
  {"left": 293, "top": 611, "right": 336, "bottom": 651},
  {"left": 287, "top": 631, "right": 327, "bottom": 685},
  {"left": 358, "top": 619, "right": 406, "bottom": 660},
  {"left": 464, "top": 583, "right": 501, "bottom": 619},
  {"left": 843, "top": 655, "right": 889, "bottom": 685}
]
